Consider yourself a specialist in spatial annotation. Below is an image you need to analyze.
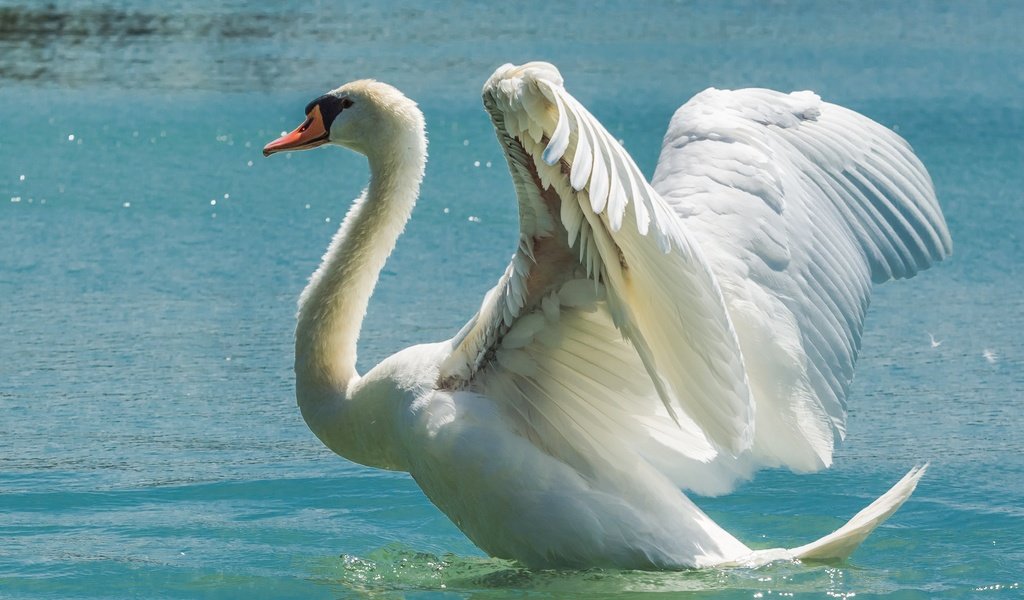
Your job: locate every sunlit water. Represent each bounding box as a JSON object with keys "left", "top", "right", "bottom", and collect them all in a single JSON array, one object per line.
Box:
[{"left": 1, "top": 1, "right": 1022, "bottom": 598}]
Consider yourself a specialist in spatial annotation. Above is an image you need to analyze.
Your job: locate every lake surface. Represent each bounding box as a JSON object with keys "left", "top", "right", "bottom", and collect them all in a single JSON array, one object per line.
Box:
[{"left": 1, "top": 1, "right": 1022, "bottom": 598}]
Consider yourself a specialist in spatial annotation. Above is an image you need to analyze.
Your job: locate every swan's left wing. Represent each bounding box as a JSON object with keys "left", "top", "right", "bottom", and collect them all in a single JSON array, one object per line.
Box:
[
  {"left": 651, "top": 88, "right": 950, "bottom": 472},
  {"left": 436, "top": 63, "right": 755, "bottom": 488}
]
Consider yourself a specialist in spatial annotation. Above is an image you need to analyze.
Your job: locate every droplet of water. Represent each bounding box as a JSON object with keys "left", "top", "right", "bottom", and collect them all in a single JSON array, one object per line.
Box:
[
  {"left": 67, "top": 134, "right": 75, "bottom": 141},
  {"left": 325, "top": 217, "right": 331, "bottom": 223},
  {"left": 246, "top": 160, "right": 254, "bottom": 167},
  {"left": 123, "top": 201, "right": 131, "bottom": 208},
  {"left": 443, "top": 207, "right": 449, "bottom": 214},
  {"left": 473, "top": 160, "right": 480, "bottom": 167},
  {"left": 210, "top": 199, "right": 217, "bottom": 206},
  {"left": 19, "top": 174, "right": 25, "bottom": 181},
  {"left": 462, "top": 139, "right": 469, "bottom": 146}
]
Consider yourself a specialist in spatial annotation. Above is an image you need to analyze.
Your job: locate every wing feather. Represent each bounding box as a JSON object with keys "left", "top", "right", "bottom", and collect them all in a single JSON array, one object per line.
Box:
[
  {"left": 438, "top": 65, "right": 948, "bottom": 495},
  {"left": 441, "top": 63, "right": 758, "bottom": 476},
  {"left": 653, "top": 87, "right": 950, "bottom": 471}
]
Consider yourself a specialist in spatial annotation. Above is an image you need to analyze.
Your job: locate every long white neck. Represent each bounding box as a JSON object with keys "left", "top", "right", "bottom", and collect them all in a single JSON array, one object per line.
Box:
[{"left": 294, "top": 130, "right": 426, "bottom": 466}]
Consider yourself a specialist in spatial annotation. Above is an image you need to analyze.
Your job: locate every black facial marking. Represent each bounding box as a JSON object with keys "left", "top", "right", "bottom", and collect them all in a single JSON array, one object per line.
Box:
[
  {"left": 305, "top": 93, "right": 353, "bottom": 131},
  {"left": 303, "top": 95, "right": 328, "bottom": 117}
]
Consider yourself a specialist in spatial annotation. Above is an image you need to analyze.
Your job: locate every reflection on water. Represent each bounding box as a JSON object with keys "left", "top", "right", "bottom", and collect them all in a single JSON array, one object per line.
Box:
[
  {"left": 0, "top": 0, "right": 589, "bottom": 93},
  {"left": 0, "top": 1, "right": 328, "bottom": 90},
  {"left": 0, "top": 0, "right": 1019, "bottom": 104}
]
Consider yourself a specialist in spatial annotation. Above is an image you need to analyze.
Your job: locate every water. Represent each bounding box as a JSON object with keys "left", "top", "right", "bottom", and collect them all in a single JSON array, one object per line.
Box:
[{"left": 1, "top": 1, "right": 1021, "bottom": 597}]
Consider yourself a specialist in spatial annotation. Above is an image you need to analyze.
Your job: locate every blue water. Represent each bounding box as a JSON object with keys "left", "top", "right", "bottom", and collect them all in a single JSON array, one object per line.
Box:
[{"left": 1, "top": 1, "right": 1022, "bottom": 598}]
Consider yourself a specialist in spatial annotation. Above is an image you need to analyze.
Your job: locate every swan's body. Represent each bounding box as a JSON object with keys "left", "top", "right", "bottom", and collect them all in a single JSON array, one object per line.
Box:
[{"left": 263, "top": 62, "right": 950, "bottom": 569}]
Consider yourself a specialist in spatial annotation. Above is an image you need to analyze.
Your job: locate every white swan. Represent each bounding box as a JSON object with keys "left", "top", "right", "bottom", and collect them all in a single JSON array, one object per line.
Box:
[{"left": 262, "top": 62, "right": 950, "bottom": 569}]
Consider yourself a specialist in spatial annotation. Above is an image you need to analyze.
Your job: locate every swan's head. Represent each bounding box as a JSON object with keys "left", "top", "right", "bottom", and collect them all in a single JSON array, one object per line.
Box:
[{"left": 263, "top": 80, "right": 424, "bottom": 159}]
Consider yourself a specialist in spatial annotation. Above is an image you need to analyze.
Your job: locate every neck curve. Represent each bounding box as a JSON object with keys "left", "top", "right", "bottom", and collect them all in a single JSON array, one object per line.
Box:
[{"left": 294, "top": 128, "right": 426, "bottom": 463}]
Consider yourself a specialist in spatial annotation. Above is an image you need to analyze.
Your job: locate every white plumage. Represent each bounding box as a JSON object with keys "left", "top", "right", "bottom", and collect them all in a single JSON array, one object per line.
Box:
[{"left": 264, "top": 62, "right": 949, "bottom": 569}]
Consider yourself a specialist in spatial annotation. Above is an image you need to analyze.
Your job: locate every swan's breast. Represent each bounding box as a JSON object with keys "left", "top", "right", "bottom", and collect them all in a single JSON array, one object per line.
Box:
[{"left": 401, "top": 389, "right": 749, "bottom": 569}]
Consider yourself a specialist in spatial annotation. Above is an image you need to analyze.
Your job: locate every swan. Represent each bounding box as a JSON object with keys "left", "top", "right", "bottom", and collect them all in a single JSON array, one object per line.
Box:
[{"left": 262, "top": 62, "right": 950, "bottom": 569}]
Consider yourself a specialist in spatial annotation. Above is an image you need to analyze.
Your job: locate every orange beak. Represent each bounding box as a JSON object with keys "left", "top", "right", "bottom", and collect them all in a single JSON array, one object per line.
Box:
[{"left": 263, "top": 105, "right": 330, "bottom": 157}]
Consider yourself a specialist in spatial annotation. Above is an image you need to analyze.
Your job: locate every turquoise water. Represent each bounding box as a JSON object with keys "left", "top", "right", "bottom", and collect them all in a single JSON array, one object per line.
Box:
[{"left": 1, "top": 1, "right": 1022, "bottom": 597}]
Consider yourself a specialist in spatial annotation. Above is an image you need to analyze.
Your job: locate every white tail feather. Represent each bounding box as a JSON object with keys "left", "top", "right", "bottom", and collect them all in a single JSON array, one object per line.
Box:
[
  {"left": 733, "top": 465, "right": 927, "bottom": 566},
  {"left": 790, "top": 464, "right": 927, "bottom": 560}
]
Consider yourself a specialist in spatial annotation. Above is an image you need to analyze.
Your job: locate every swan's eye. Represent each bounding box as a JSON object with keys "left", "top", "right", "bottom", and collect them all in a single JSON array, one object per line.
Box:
[{"left": 340, "top": 97, "right": 354, "bottom": 110}]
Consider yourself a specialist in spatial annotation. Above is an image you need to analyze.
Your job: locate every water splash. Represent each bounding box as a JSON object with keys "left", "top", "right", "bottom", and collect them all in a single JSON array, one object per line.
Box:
[{"left": 303, "top": 543, "right": 948, "bottom": 598}]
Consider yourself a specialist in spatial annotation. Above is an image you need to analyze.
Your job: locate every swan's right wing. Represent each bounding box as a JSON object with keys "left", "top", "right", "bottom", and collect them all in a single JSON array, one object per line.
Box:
[{"left": 435, "top": 63, "right": 758, "bottom": 494}]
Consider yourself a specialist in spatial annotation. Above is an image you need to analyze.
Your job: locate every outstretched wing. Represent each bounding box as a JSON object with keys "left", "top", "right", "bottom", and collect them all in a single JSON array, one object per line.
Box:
[
  {"left": 437, "top": 62, "right": 759, "bottom": 493},
  {"left": 652, "top": 88, "right": 951, "bottom": 472}
]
